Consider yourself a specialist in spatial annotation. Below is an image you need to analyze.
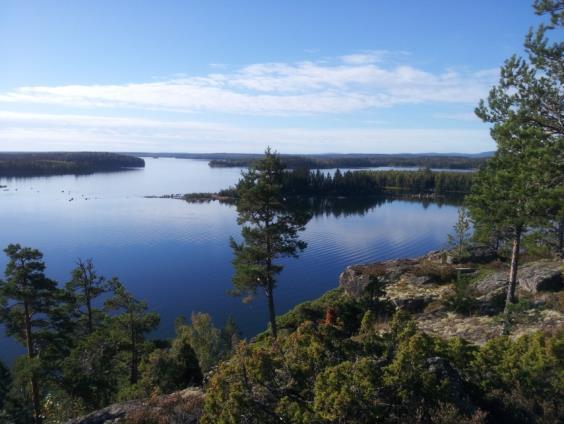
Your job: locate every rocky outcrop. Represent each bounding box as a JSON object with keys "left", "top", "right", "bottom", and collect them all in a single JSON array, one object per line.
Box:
[
  {"left": 339, "top": 259, "right": 418, "bottom": 298},
  {"left": 339, "top": 253, "right": 563, "bottom": 344},
  {"left": 384, "top": 277, "right": 452, "bottom": 313},
  {"left": 518, "top": 261, "right": 562, "bottom": 293},
  {"left": 66, "top": 388, "right": 204, "bottom": 424},
  {"left": 339, "top": 253, "right": 459, "bottom": 312},
  {"left": 470, "top": 261, "right": 562, "bottom": 297},
  {"left": 418, "top": 309, "right": 564, "bottom": 344}
]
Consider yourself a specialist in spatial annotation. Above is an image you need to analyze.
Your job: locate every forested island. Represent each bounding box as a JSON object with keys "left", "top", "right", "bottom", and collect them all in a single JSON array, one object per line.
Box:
[
  {"left": 181, "top": 168, "right": 474, "bottom": 204},
  {"left": 0, "top": 152, "right": 145, "bottom": 177}
]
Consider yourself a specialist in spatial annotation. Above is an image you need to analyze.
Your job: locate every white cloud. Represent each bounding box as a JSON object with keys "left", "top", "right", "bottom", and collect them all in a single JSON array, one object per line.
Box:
[
  {"left": 0, "top": 54, "right": 498, "bottom": 115},
  {"left": 339, "top": 50, "right": 389, "bottom": 65},
  {"left": 0, "top": 111, "right": 494, "bottom": 153}
]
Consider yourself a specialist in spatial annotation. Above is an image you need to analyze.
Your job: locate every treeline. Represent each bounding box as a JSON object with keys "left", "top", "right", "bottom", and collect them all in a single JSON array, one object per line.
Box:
[
  {"left": 208, "top": 153, "right": 488, "bottom": 170},
  {"left": 0, "top": 246, "right": 238, "bottom": 423},
  {"left": 0, "top": 152, "right": 145, "bottom": 177},
  {"left": 281, "top": 168, "right": 474, "bottom": 196},
  {"left": 216, "top": 168, "right": 474, "bottom": 199}
]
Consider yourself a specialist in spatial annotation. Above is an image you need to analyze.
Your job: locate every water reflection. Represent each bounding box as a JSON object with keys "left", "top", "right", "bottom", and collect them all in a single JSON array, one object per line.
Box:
[{"left": 287, "top": 195, "right": 463, "bottom": 218}]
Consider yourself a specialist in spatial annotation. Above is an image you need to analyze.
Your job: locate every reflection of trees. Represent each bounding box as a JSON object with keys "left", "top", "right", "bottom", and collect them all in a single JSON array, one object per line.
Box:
[
  {"left": 213, "top": 193, "right": 463, "bottom": 219},
  {"left": 285, "top": 195, "right": 463, "bottom": 219}
]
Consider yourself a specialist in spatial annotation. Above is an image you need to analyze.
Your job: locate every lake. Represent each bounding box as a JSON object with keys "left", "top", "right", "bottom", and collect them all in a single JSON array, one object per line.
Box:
[{"left": 0, "top": 158, "right": 460, "bottom": 363}]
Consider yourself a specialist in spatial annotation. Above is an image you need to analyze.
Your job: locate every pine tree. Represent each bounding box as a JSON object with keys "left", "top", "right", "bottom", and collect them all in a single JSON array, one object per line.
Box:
[
  {"left": 65, "top": 258, "right": 111, "bottom": 335},
  {"left": 230, "top": 148, "right": 308, "bottom": 338},
  {"left": 469, "top": 1, "right": 563, "bottom": 315},
  {"left": 0, "top": 244, "right": 58, "bottom": 423},
  {"left": 104, "top": 281, "right": 159, "bottom": 384}
]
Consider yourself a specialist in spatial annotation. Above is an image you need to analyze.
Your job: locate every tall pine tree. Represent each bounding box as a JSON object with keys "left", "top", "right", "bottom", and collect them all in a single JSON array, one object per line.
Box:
[
  {"left": 230, "top": 148, "right": 308, "bottom": 338},
  {"left": 0, "top": 244, "right": 58, "bottom": 423},
  {"left": 469, "top": 0, "right": 563, "bottom": 314}
]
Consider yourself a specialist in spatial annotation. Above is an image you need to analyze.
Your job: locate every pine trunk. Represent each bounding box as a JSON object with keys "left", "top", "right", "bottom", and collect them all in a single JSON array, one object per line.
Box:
[
  {"left": 505, "top": 225, "right": 522, "bottom": 309},
  {"left": 558, "top": 218, "right": 563, "bottom": 257},
  {"left": 24, "top": 301, "right": 42, "bottom": 424},
  {"left": 265, "top": 284, "right": 277, "bottom": 339},
  {"left": 130, "top": 313, "right": 138, "bottom": 384},
  {"left": 86, "top": 297, "right": 93, "bottom": 334}
]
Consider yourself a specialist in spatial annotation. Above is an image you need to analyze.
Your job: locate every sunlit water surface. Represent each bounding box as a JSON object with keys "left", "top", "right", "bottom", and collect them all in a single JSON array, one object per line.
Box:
[{"left": 0, "top": 158, "right": 458, "bottom": 363}]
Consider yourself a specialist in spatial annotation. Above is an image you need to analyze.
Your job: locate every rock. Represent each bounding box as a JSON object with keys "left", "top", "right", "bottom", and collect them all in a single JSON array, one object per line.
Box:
[
  {"left": 518, "top": 261, "right": 562, "bottom": 293},
  {"left": 470, "top": 271, "right": 507, "bottom": 315},
  {"left": 339, "top": 259, "right": 417, "bottom": 298},
  {"left": 404, "top": 274, "right": 435, "bottom": 285},
  {"left": 417, "top": 308, "right": 564, "bottom": 345},
  {"left": 66, "top": 388, "right": 204, "bottom": 424},
  {"left": 472, "top": 271, "right": 507, "bottom": 297},
  {"left": 384, "top": 278, "right": 453, "bottom": 313},
  {"left": 339, "top": 265, "right": 372, "bottom": 298},
  {"left": 418, "top": 313, "right": 502, "bottom": 344}
]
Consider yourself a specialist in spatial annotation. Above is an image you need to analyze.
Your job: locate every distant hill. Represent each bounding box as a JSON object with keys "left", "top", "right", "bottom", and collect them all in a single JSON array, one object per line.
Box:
[{"left": 0, "top": 152, "right": 145, "bottom": 177}]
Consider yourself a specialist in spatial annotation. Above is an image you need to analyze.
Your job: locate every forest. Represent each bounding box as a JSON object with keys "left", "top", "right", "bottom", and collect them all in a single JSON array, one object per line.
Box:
[
  {"left": 208, "top": 153, "right": 488, "bottom": 170},
  {"left": 0, "top": 153, "right": 145, "bottom": 177},
  {"left": 276, "top": 168, "right": 474, "bottom": 196},
  {"left": 210, "top": 168, "right": 474, "bottom": 200}
]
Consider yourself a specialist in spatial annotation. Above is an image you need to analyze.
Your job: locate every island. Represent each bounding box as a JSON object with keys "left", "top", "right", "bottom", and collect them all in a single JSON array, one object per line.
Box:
[{"left": 0, "top": 152, "right": 145, "bottom": 177}]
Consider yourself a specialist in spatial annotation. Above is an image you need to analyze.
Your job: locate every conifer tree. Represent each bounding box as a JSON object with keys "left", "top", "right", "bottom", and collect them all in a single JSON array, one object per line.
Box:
[
  {"left": 104, "top": 281, "right": 159, "bottom": 384},
  {"left": 0, "top": 244, "right": 58, "bottom": 423},
  {"left": 230, "top": 148, "right": 308, "bottom": 338},
  {"left": 469, "top": 0, "right": 563, "bottom": 313},
  {"left": 65, "top": 258, "right": 111, "bottom": 335},
  {"left": 448, "top": 207, "right": 471, "bottom": 259}
]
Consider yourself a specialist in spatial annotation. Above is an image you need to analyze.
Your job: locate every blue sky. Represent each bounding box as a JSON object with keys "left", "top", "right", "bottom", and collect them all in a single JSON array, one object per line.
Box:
[{"left": 0, "top": 0, "right": 543, "bottom": 153}]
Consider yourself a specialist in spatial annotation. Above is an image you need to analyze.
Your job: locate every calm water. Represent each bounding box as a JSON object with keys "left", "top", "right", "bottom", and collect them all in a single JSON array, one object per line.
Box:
[{"left": 0, "top": 158, "right": 459, "bottom": 363}]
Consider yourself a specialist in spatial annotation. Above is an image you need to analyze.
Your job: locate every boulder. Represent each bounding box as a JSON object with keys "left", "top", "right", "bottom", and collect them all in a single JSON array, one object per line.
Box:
[
  {"left": 339, "top": 259, "right": 417, "bottom": 298},
  {"left": 518, "top": 261, "right": 562, "bottom": 293},
  {"left": 339, "top": 265, "right": 372, "bottom": 298}
]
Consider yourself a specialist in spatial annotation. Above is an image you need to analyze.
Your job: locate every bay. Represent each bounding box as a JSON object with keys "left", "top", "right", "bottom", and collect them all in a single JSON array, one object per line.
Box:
[{"left": 0, "top": 158, "right": 459, "bottom": 363}]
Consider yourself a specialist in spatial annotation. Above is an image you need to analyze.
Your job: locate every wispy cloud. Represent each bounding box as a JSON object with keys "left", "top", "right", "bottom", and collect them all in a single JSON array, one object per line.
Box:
[
  {"left": 0, "top": 111, "right": 493, "bottom": 153},
  {"left": 0, "top": 53, "right": 498, "bottom": 115},
  {"left": 339, "top": 50, "right": 389, "bottom": 65}
]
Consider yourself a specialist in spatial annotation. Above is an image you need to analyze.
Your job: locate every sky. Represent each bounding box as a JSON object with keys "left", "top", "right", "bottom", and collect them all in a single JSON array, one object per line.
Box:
[{"left": 0, "top": 0, "right": 544, "bottom": 153}]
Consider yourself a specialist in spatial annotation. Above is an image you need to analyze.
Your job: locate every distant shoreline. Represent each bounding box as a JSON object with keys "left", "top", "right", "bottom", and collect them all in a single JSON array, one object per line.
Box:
[
  {"left": 121, "top": 151, "right": 491, "bottom": 170},
  {"left": 0, "top": 152, "right": 145, "bottom": 178}
]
